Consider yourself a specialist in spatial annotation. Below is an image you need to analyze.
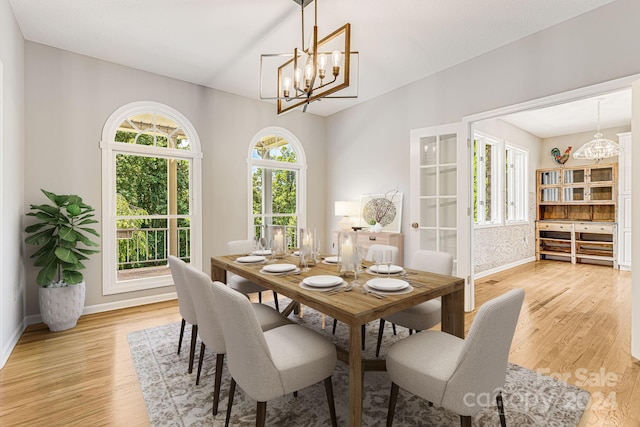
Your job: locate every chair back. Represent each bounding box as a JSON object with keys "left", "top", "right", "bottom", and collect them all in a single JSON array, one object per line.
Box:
[
  {"left": 182, "top": 264, "right": 226, "bottom": 353},
  {"left": 227, "top": 239, "right": 254, "bottom": 255},
  {"left": 366, "top": 244, "right": 399, "bottom": 264},
  {"left": 410, "top": 250, "right": 453, "bottom": 276},
  {"left": 209, "top": 280, "right": 284, "bottom": 400},
  {"left": 443, "top": 288, "right": 524, "bottom": 412},
  {"left": 168, "top": 256, "right": 197, "bottom": 325}
]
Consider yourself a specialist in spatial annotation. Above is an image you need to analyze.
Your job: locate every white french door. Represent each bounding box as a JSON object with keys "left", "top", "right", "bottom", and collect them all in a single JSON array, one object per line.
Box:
[{"left": 409, "top": 122, "right": 473, "bottom": 311}]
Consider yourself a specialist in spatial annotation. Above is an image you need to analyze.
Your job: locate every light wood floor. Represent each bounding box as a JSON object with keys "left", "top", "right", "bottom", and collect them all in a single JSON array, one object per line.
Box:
[{"left": 0, "top": 260, "right": 637, "bottom": 426}]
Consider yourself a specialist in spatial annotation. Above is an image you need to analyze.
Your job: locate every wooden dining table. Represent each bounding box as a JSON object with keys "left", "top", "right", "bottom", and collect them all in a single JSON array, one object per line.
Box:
[{"left": 211, "top": 253, "right": 465, "bottom": 427}]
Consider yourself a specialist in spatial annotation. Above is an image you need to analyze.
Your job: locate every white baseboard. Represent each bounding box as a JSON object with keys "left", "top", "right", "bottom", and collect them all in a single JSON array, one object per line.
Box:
[
  {"left": 474, "top": 257, "right": 536, "bottom": 280},
  {"left": 24, "top": 292, "right": 178, "bottom": 326},
  {"left": 1, "top": 319, "right": 27, "bottom": 369}
]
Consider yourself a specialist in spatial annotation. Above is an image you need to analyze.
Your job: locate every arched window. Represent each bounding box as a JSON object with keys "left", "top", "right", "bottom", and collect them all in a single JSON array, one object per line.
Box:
[
  {"left": 248, "top": 127, "right": 307, "bottom": 247},
  {"left": 101, "top": 102, "right": 202, "bottom": 295}
]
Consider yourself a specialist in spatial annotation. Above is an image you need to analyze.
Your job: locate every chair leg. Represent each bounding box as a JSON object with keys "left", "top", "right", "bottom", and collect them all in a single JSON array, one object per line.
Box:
[
  {"left": 332, "top": 318, "right": 338, "bottom": 334},
  {"left": 460, "top": 415, "right": 472, "bottom": 427},
  {"left": 259, "top": 292, "right": 262, "bottom": 304},
  {"left": 188, "top": 324, "right": 198, "bottom": 374},
  {"left": 225, "top": 378, "right": 236, "bottom": 427},
  {"left": 362, "top": 324, "right": 366, "bottom": 350},
  {"left": 376, "top": 318, "right": 385, "bottom": 357},
  {"left": 408, "top": 329, "right": 413, "bottom": 335},
  {"left": 273, "top": 291, "right": 279, "bottom": 311},
  {"left": 256, "top": 401, "right": 267, "bottom": 427},
  {"left": 497, "top": 391, "right": 507, "bottom": 427},
  {"left": 177, "top": 318, "right": 186, "bottom": 354},
  {"left": 392, "top": 323, "right": 397, "bottom": 335},
  {"left": 324, "top": 377, "right": 338, "bottom": 427},
  {"left": 212, "top": 353, "right": 225, "bottom": 415},
  {"left": 196, "top": 342, "right": 206, "bottom": 385},
  {"left": 386, "top": 382, "right": 399, "bottom": 427}
]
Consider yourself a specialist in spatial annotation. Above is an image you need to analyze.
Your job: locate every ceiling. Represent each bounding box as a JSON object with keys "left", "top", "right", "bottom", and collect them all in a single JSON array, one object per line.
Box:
[
  {"left": 9, "top": 0, "right": 619, "bottom": 118},
  {"left": 499, "top": 88, "right": 632, "bottom": 139}
]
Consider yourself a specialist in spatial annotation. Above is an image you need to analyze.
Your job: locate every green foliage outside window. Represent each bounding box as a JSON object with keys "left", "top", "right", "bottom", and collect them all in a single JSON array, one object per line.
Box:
[
  {"left": 115, "top": 130, "right": 191, "bottom": 269},
  {"left": 252, "top": 144, "right": 298, "bottom": 244}
]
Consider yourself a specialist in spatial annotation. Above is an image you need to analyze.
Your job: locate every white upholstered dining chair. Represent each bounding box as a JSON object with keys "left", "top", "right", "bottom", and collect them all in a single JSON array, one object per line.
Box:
[
  {"left": 375, "top": 249, "right": 452, "bottom": 357},
  {"left": 182, "top": 263, "right": 290, "bottom": 415},
  {"left": 385, "top": 288, "right": 525, "bottom": 427},
  {"left": 210, "top": 279, "right": 338, "bottom": 427},
  {"left": 227, "top": 239, "right": 280, "bottom": 310},
  {"left": 168, "top": 255, "right": 198, "bottom": 373}
]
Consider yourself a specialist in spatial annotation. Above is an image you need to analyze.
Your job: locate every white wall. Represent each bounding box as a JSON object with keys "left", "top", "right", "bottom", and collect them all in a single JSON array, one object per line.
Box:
[
  {"left": 325, "top": 0, "right": 640, "bottom": 261},
  {"left": 23, "top": 42, "right": 326, "bottom": 316},
  {"left": 0, "top": 0, "right": 25, "bottom": 368}
]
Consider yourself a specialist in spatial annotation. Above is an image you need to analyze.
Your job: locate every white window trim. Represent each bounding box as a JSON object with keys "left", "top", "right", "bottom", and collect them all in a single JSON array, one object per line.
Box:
[
  {"left": 505, "top": 143, "right": 529, "bottom": 224},
  {"left": 474, "top": 132, "right": 502, "bottom": 226},
  {"left": 100, "top": 101, "right": 203, "bottom": 295},
  {"left": 246, "top": 127, "right": 307, "bottom": 238}
]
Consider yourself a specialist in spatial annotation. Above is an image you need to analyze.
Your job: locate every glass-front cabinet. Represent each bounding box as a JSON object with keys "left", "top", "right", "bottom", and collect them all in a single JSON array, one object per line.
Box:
[{"left": 537, "top": 164, "right": 616, "bottom": 205}]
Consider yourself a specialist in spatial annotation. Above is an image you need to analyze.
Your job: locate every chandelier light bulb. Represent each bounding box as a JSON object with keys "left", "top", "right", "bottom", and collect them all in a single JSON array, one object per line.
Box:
[
  {"left": 332, "top": 50, "right": 341, "bottom": 67},
  {"left": 283, "top": 76, "right": 291, "bottom": 98},
  {"left": 332, "top": 50, "right": 342, "bottom": 76},
  {"left": 318, "top": 54, "right": 327, "bottom": 79},
  {"left": 294, "top": 67, "right": 302, "bottom": 88},
  {"left": 304, "top": 63, "right": 314, "bottom": 90}
]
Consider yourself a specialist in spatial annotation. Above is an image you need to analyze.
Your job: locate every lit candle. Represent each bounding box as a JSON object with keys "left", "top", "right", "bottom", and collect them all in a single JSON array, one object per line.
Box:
[
  {"left": 274, "top": 231, "right": 284, "bottom": 251},
  {"left": 341, "top": 240, "right": 353, "bottom": 264},
  {"left": 303, "top": 233, "right": 312, "bottom": 248}
]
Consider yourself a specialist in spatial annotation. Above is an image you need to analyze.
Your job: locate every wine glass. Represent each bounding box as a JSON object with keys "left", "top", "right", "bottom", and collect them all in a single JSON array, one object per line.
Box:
[
  {"left": 300, "top": 247, "right": 311, "bottom": 272},
  {"left": 352, "top": 245, "right": 364, "bottom": 286},
  {"left": 384, "top": 249, "right": 393, "bottom": 276},
  {"left": 371, "top": 250, "right": 383, "bottom": 277}
]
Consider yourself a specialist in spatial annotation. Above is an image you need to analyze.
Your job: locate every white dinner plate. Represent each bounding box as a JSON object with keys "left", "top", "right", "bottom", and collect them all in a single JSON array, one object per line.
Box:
[
  {"left": 252, "top": 249, "right": 272, "bottom": 256},
  {"left": 303, "top": 275, "right": 343, "bottom": 288},
  {"left": 262, "top": 263, "right": 297, "bottom": 273},
  {"left": 369, "top": 264, "right": 403, "bottom": 274},
  {"left": 323, "top": 256, "right": 340, "bottom": 264},
  {"left": 367, "top": 278, "right": 409, "bottom": 291},
  {"left": 236, "top": 255, "right": 265, "bottom": 263}
]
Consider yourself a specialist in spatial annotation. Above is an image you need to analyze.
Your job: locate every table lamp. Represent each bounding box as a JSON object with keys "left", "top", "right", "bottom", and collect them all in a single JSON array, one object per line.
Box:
[{"left": 335, "top": 201, "right": 360, "bottom": 231}]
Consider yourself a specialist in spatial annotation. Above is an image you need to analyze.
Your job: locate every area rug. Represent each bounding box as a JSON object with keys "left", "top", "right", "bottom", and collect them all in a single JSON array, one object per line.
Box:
[{"left": 128, "top": 302, "right": 590, "bottom": 426}]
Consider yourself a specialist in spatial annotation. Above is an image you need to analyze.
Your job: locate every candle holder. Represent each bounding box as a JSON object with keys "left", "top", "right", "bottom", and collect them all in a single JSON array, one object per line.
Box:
[
  {"left": 337, "top": 231, "right": 358, "bottom": 278},
  {"left": 299, "top": 228, "right": 317, "bottom": 268},
  {"left": 271, "top": 225, "right": 287, "bottom": 259}
]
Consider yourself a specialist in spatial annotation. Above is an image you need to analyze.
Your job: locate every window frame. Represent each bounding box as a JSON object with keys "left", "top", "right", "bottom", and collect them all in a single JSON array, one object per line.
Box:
[
  {"left": 474, "top": 132, "right": 502, "bottom": 226},
  {"left": 247, "top": 127, "right": 307, "bottom": 242},
  {"left": 101, "top": 101, "right": 202, "bottom": 295},
  {"left": 505, "top": 143, "right": 529, "bottom": 224},
  {"left": 474, "top": 131, "right": 529, "bottom": 228}
]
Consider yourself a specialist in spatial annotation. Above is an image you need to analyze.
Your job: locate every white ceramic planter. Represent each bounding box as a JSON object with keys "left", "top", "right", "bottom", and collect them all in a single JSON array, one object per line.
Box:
[{"left": 38, "top": 281, "right": 86, "bottom": 331}]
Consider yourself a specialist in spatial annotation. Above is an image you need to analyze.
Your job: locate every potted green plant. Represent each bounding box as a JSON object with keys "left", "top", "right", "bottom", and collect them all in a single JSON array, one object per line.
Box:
[{"left": 24, "top": 189, "right": 100, "bottom": 331}]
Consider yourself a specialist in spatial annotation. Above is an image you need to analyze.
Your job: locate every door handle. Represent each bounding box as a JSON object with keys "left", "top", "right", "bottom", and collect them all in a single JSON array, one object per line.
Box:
[{"left": 411, "top": 222, "right": 419, "bottom": 229}]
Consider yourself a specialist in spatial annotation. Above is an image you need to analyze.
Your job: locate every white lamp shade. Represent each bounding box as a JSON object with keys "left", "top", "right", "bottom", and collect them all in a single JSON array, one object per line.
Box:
[{"left": 334, "top": 201, "right": 360, "bottom": 217}]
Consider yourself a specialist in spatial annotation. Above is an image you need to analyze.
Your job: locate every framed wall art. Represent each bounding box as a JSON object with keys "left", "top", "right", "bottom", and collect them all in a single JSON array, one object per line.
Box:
[{"left": 359, "top": 191, "right": 403, "bottom": 232}]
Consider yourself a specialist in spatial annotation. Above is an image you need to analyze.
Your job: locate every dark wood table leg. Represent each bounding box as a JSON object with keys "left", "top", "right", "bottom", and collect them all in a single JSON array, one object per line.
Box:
[{"left": 441, "top": 287, "right": 465, "bottom": 338}]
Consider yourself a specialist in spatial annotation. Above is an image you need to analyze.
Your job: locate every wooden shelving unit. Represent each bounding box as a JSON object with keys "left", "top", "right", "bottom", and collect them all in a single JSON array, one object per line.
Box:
[{"left": 536, "top": 163, "right": 617, "bottom": 268}]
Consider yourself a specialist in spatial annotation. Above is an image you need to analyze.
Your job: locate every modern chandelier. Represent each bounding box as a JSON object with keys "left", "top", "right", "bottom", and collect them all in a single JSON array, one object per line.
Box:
[
  {"left": 573, "top": 98, "right": 623, "bottom": 162},
  {"left": 260, "top": 0, "right": 357, "bottom": 115}
]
